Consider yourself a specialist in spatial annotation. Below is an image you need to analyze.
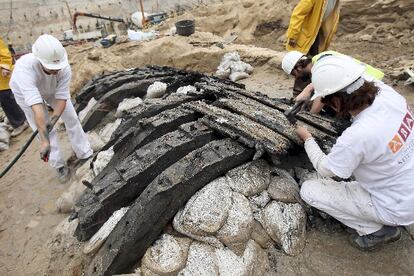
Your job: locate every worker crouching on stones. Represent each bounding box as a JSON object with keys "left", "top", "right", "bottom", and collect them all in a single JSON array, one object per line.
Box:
[
  {"left": 295, "top": 55, "right": 414, "bottom": 251},
  {"left": 282, "top": 50, "right": 384, "bottom": 115},
  {"left": 9, "top": 34, "right": 93, "bottom": 183}
]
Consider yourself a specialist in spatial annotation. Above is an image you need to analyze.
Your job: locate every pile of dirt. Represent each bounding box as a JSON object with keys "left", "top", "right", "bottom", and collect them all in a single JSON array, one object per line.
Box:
[
  {"left": 67, "top": 32, "right": 285, "bottom": 96},
  {"left": 2, "top": 0, "right": 414, "bottom": 275},
  {"left": 65, "top": 0, "right": 297, "bottom": 95},
  {"left": 68, "top": 0, "right": 414, "bottom": 98},
  {"left": 160, "top": 0, "right": 414, "bottom": 85},
  {"left": 158, "top": 0, "right": 293, "bottom": 50},
  {"left": 335, "top": 0, "right": 414, "bottom": 77}
]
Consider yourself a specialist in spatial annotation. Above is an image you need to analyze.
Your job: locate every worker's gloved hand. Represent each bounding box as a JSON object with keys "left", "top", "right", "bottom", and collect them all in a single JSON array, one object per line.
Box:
[
  {"left": 40, "top": 141, "right": 51, "bottom": 162},
  {"left": 295, "top": 125, "right": 312, "bottom": 142}
]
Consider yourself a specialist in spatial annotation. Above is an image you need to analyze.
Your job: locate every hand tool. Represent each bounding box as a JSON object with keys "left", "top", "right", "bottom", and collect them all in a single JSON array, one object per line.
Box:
[{"left": 284, "top": 99, "right": 309, "bottom": 124}]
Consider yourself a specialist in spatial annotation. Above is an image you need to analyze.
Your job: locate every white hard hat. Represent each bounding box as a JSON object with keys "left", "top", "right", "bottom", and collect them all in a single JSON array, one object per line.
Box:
[
  {"left": 32, "top": 34, "right": 68, "bottom": 70},
  {"left": 282, "top": 51, "right": 306, "bottom": 75},
  {"left": 311, "top": 55, "right": 365, "bottom": 100}
]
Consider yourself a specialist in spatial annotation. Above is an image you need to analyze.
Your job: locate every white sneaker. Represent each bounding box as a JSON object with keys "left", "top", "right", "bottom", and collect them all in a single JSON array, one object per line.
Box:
[{"left": 11, "top": 122, "right": 28, "bottom": 137}]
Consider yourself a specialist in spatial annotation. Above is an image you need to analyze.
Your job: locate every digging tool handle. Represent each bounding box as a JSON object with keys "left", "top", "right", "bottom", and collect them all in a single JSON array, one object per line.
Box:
[
  {"left": 284, "top": 100, "right": 307, "bottom": 124},
  {"left": 0, "top": 107, "right": 61, "bottom": 178}
]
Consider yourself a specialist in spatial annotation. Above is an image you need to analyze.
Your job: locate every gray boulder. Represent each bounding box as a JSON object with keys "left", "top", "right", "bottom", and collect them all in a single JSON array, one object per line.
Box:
[
  {"left": 261, "top": 201, "right": 307, "bottom": 256},
  {"left": 217, "top": 192, "right": 254, "bottom": 255},
  {"left": 249, "top": 190, "right": 271, "bottom": 220},
  {"left": 250, "top": 220, "right": 273, "bottom": 249},
  {"left": 141, "top": 234, "right": 192, "bottom": 275},
  {"left": 226, "top": 160, "right": 272, "bottom": 197},
  {"left": 173, "top": 177, "right": 232, "bottom": 248},
  {"left": 178, "top": 242, "right": 219, "bottom": 276},
  {"left": 267, "top": 168, "right": 300, "bottom": 203}
]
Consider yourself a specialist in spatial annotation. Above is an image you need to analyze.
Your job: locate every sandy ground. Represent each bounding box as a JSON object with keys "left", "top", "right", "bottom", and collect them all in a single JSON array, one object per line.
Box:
[
  {"left": 0, "top": 132, "right": 71, "bottom": 275},
  {"left": 274, "top": 229, "right": 414, "bottom": 275},
  {"left": 1, "top": 0, "right": 414, "bottom": 275}
]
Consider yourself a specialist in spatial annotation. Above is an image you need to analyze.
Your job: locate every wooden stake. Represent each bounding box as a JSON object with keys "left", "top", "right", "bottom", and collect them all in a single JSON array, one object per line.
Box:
[
  {"left": 138, "top": 0, "right": 146, "bottom": 27},
  {"left": 64, "top": 1, "right": 75, "bottom": 31}
]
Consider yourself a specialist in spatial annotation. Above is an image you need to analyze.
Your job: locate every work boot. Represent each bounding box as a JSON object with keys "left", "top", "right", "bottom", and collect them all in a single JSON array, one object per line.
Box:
[
  {"left": 67, "top": 153, "right": 93, "bottom": 168},
  {"left": 56, "top": 166, "right": 70, "bottom": 183},
  {"left": 10, "top": 122, "right": 28, "bottom": 137},
  {"left": 349, "top": 226, "right": 401, "bottom": 251}
]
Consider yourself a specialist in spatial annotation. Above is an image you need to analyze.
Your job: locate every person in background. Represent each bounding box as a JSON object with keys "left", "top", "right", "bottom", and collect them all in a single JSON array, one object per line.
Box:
[
  {"left": 282, "top": 50, "right": 384, "bottom": 114},
  {"left": 296, "top": 55, "right": 414, "bottom": 251},
  {"left": 10, "top": 34, "right": 92, "bottom": 183},
  {"left": 0, "top": 37, "right": 28, "bottom": 137},
  {"left": 286, "top": 0, "right": 340, "bottom": 96}
]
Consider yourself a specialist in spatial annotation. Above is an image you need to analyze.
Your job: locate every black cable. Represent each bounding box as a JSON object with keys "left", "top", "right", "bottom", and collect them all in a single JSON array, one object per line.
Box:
[{"left": 0, "top": 130, "right": 38, "bottom": 178}]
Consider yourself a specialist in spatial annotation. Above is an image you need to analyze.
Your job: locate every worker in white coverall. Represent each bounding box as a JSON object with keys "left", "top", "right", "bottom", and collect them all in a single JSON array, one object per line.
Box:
[
  {"left": 10, "top": 34, "right": 92, "bottom": 183},
  {"left": 295, "top": 55, "right": 414, "bottom": 251}
]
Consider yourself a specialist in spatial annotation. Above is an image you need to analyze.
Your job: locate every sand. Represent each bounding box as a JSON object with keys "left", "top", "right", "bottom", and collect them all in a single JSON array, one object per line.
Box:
[{"left": 1, "top": 0, "right": 413, "bottom": 275}]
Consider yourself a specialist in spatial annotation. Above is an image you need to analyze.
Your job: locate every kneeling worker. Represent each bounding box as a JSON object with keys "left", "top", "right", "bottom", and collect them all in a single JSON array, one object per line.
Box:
[
  {"left": 282, "top": 50, "right": 384, "bottom": 114},
  {"left": 10, "top": 34, "right": 92, "bottom": 182},
  {"left": 296, "top": 55, "right": 414, "bottom": 250}
]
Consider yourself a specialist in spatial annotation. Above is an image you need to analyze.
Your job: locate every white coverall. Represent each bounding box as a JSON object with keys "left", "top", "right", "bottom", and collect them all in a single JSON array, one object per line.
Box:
[
  {"left": 10, "top": 53, "right": 92, "bottom": 168},
  {"left": 300, "top": 82, "right": 414, "bottom": 236}
]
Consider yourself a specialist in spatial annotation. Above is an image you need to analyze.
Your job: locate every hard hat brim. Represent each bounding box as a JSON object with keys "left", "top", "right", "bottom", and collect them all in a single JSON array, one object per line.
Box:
[
  {"left": 282, "top": 51, "right": 305, "bottom": 75},
  {"left": 38, "top": 53, "right": 69, "bottom": 71},
  {"left": 311, "top": 62, "right": 366, "bottom": 100}
]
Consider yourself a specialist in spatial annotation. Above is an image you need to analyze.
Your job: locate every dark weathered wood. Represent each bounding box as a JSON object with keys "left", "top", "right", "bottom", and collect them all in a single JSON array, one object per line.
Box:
[
  {"left": 215, "top": 95, "right": 336, "bottom": 149},
  {"left": 74, "top": 122, "right": 215, "bottom": 241},
  {"left": 93, "top": 108, "right": 199, "bottom": 188},
  {"left": 76, "top": 66, "right": 206, "bottom": 112},
  {"left": 81, "top": 80, "right": 150, "bottom": 131},
  {"left": 100, "top": 91, "right": 206, "bottom": 154},
  {"left": 76, "top": 68, "right": 151, "bottom": 111},
  {"left": 186, "top": 101, "right": 292, "bottom": 156},
  {"left": 196, "top": 81, "right": 339, "bottom": 136},
  {"left": 87, "top": 139, "right": 254, "bottom": 276},
  {"left": 70, "top": 66, "right": 345, "bottom": 276}
]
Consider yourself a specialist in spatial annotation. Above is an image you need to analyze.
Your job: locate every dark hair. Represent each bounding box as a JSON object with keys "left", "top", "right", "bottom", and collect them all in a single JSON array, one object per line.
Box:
[
  {"left": 321, "top": 81, "right": 379, "bottom": 118},
  {"left": 297, "top": 57, "right": 312, "bottom": 68}
]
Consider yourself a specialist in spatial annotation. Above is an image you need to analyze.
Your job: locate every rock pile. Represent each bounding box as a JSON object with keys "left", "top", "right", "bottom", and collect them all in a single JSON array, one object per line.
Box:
[
  {"left": 138, "top": 159, "right": 306, "bottom": 275},
  {"left": 53, "top": 66, "right": 341, "bottom": 275},
  {"left": 215, "top": 52, "right": 254, "bottom": 82}
]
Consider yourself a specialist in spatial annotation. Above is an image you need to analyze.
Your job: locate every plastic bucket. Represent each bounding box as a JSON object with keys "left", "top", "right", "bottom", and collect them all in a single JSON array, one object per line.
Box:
[{"left": 175, "top": 20, "right": 195, "bottom": 36}]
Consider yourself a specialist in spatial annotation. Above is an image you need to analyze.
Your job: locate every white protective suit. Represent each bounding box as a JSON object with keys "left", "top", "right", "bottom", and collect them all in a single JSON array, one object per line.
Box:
[
  {"left": 10, "top": 53, "right": 92, "bottom": 168},
  {"left": 300, "top": 82, "right": 414, "bottom": 235}
]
